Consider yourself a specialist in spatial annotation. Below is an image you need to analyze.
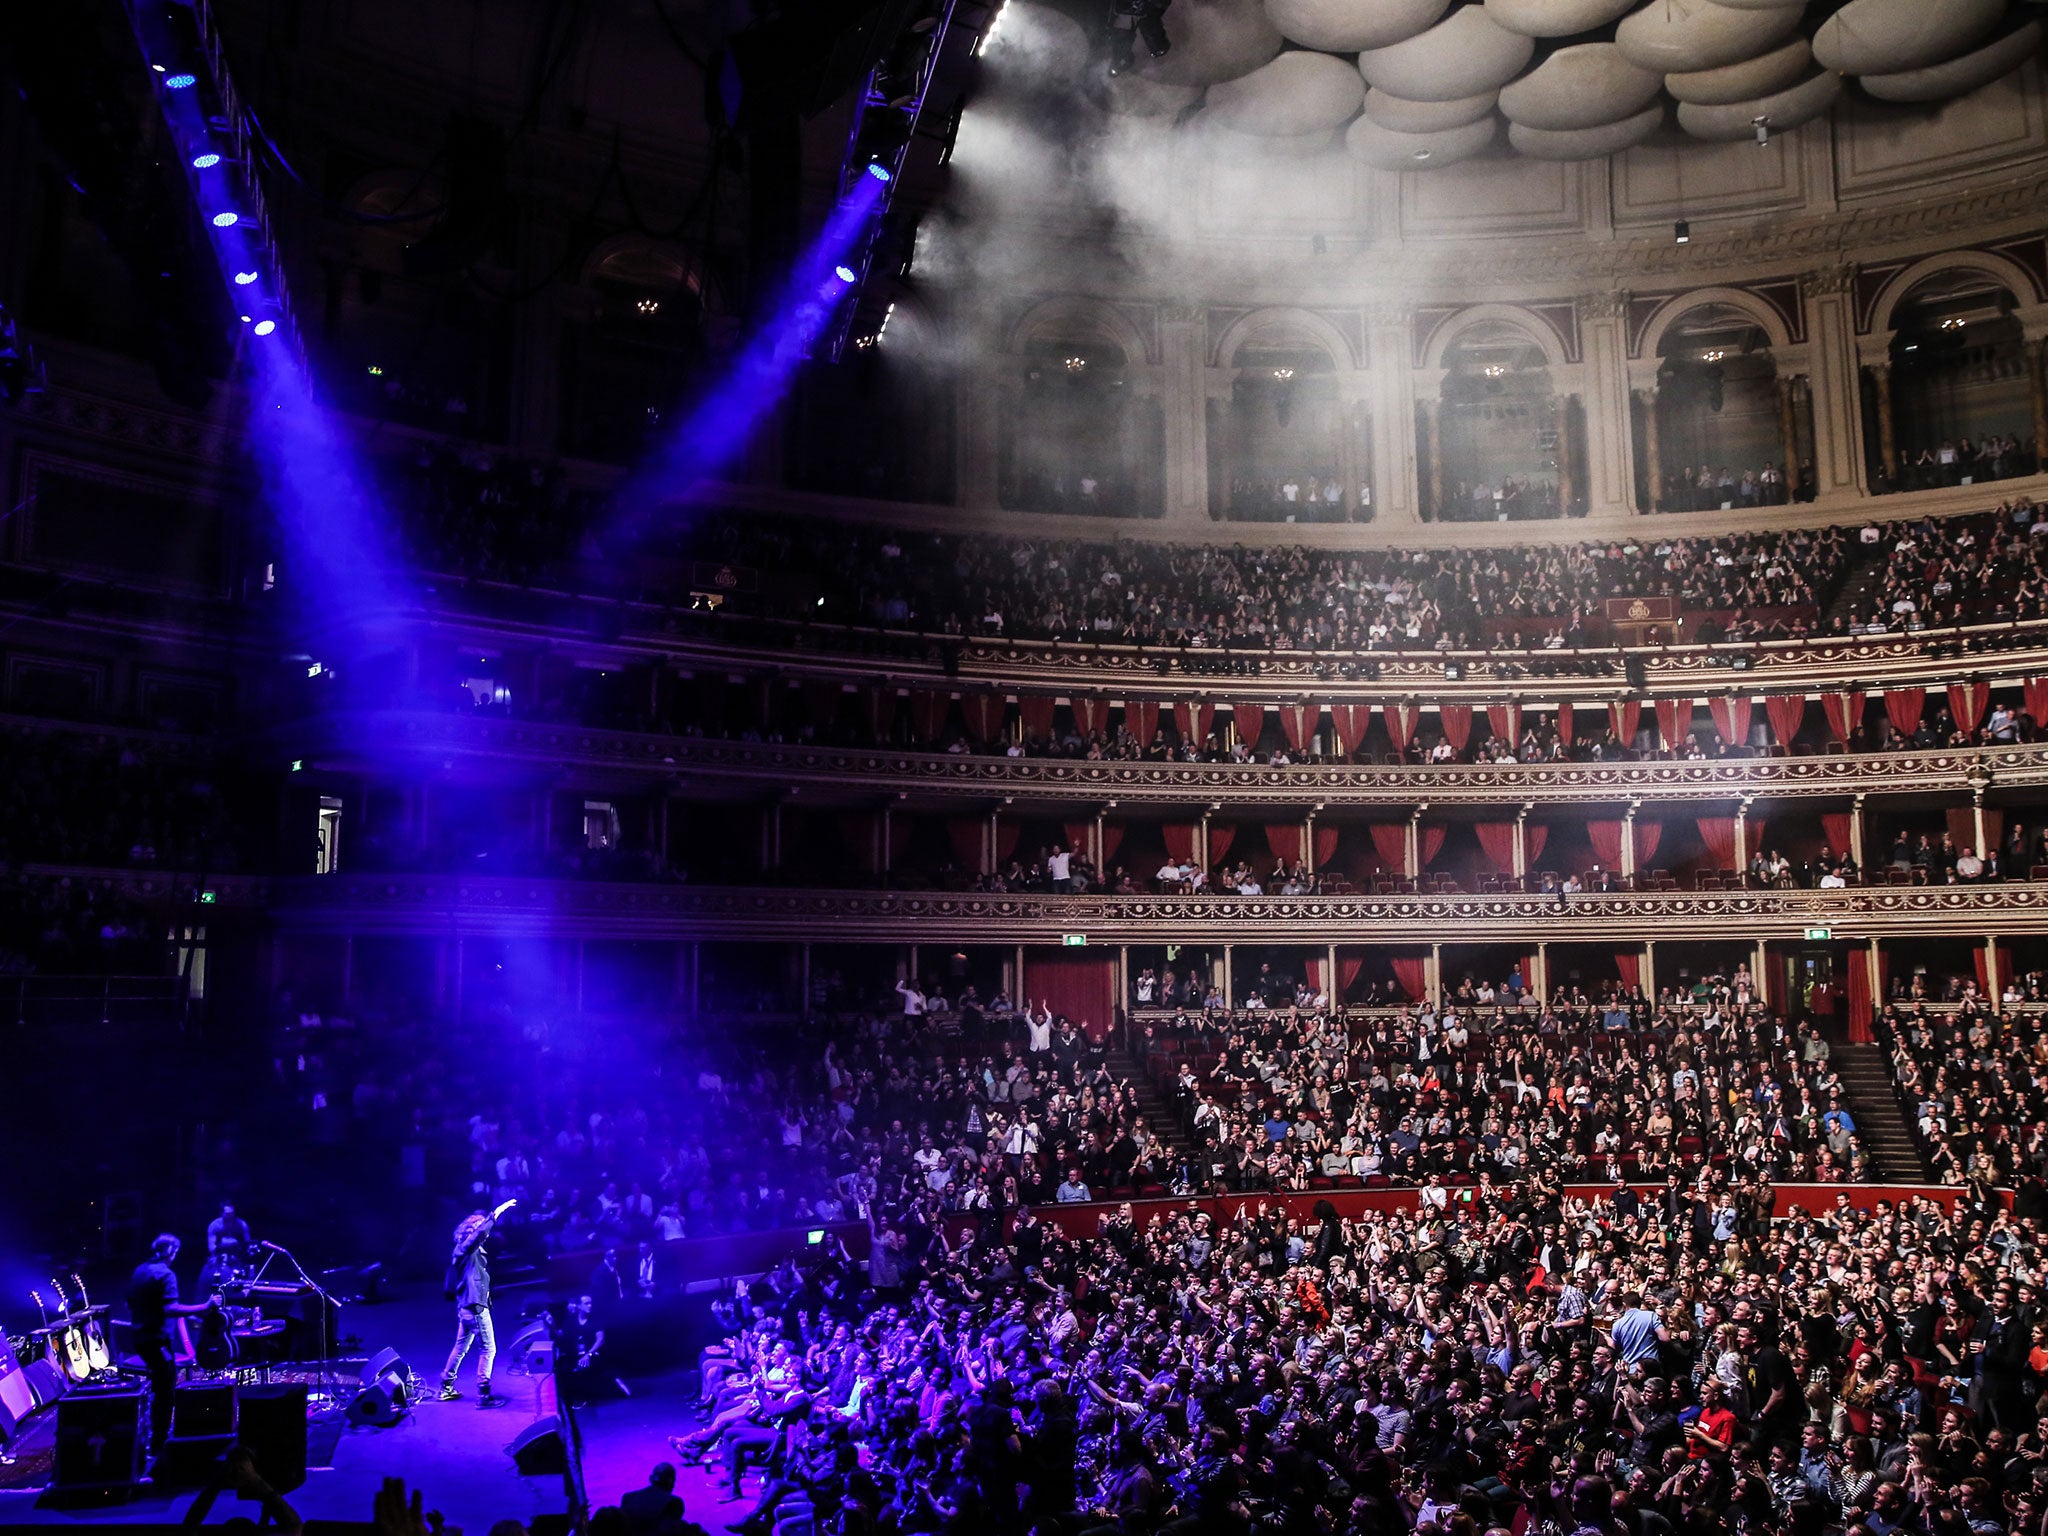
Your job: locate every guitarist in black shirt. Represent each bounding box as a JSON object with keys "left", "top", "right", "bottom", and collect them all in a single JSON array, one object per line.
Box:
[{"left": 127, "top": 1234, "right": 220, "bottom": 1459}]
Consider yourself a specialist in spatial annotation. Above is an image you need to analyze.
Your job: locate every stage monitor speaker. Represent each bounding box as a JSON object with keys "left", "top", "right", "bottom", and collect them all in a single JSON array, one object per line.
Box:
[
  {"left": 347, "top": 1346, "right": 413, "bottom": 1428},
  {"left": 54, "top": 1389, "right": 144, "bottom": 1492},
  {"left": 236, "top": 1382, "right": 308, "bottom": 1493},
  {"left": 24, "top": 1356, "right": 69, "bottom": 1410},
  {"left": 507, "top": 1415, "right": 566, "bottom": 1476},
  {"left": 171, "top": 1380, "right": 238, "bottom": 1439}
]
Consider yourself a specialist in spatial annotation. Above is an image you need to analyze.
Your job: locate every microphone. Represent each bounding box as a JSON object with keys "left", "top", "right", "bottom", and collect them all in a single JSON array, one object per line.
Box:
[{"left": 257, "top": 1240, "right": 288, "bottom": 1254}]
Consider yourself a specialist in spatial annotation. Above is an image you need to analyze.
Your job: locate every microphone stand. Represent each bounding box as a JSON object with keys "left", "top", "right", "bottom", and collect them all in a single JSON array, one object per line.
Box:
[{"left": 257, "top": 1243, "right": 341, "bottom": 1414}]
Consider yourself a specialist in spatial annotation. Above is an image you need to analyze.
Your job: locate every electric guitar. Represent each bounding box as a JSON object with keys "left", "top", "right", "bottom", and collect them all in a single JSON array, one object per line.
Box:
[
  {"left": 70, "top": 1275, "right": 111, "bottom": 1374},
  {"left": 46, "top": 1280, "right": 91, "bottom": 1383}
]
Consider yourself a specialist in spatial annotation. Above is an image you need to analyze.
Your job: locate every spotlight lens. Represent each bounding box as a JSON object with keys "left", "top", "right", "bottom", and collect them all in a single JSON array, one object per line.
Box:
[
  {"left": 234, "top": 270, "right": 259, "bottom": 285},
  {"left": 192, "top": 153, "right": 221, "bottom": 169},
  {"left": 866, "top": 162, "right": 891, "bottom": 182},
  {"left": 212, "top": 212, "right": 239, "bottom": 227},
  {"left": 834, "top": 265, "right": 857, "bottom": 282},
  {"left": 165, "top": 73, "right": 197, "bottom": 90},
  {"left": 253, "top": 320, "right": 277, "bottom": 336}
]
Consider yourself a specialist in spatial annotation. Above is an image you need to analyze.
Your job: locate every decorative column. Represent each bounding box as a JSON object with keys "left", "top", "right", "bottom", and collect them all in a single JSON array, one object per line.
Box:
[
  {"left": 986, "top": 808, "right": 1000, "bottom": 876},
  {"left": 1303, "top": 811, "right": 1318, "bottom": 876},
  {"left": 1578, "top": 290, "right": 1640, "bottom": 516},
  {"left": 1428, "top": 942, "right": 1442, "bottom": 1001},
  {"left": 1971, "top": 777, "right": 1989, "bottom": 858},
  {"left": 1642, "top": 940, "right": 1656, "bottom": 1004},
  {"left": 1777, "top": 375, "right": 1801, "bottom": 499},
  {"left": 1364, "top": 302, "right": 1421, "bottom": 523},
  {"left": 1512, "top": 807, "right": 1529, "bottom": 881},
  {"left": 1222, "top": 944, "right": 1234, "bottom": 1006},
  {"left": 1869, "top": 360, "right": 1898, "bottom": 482},
  {"left": 1620, "top": 803, "right": 1638, "bottom": 881},
  {"left": 1535, "top": 941, "right": 1549, "bottom": 1001},
  {"left": 1734, "top": 800, "right": 1751, "bottom": 875},
  {"left": 1406, "top": 807, "right": 1424, "bottom": 880},
  {"left": 1326, "top": 942, "right": 1339, "bottom": 1006},
  {"left": 1419, "top": 399, "right": 1443, "bottom": 520},
  {"left": 1850, "top": 794, "right": 1866, "bottom": 872},
  {"left": 1802, "top": 265, "right": 1872, "bottom": 500},
  {"left": 1160, "top": 304, "right": 1210, "bottom": 521},
  {"left": 1639, "top": 382, "right": 1663, "bottom": 513},
  {"left": 1866, "top": 936, "right": 1882, "bottom": 1015},
  {"left": 1553, "top": 393, "right": 1576, "bottom": 512},
  {"left": 957, "top": 362, "right": 1003, "bottom": 509},
  {"left": 1986, "top": 938, "right": 2001, "bottom": 1001}
]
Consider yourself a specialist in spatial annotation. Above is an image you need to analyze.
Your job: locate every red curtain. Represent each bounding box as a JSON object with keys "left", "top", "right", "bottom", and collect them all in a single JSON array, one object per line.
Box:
[
  {"left": 1476, "top": 823, "right": 1518, "bottom": 872},
  {"left": 1063, "top": 822, "right": 1095, "bottom": 859},
  {"left": 1765, "top": 694, "right": 1806, "bottom": 747},
  {"left": 1418, "top": 825, "right": 1447, "bottom": 869},
  {"left": 1611, "top": 701, "right": 1640, "bottom": 745},
  {"left": 1846, "top": 952, "right": 1874, "bottom": 1043},
  {"left": 1329, "top": 704, "right": 1371, "bottom": 756},
  {"left": 1232, "top": 702, "right": 1265, "bottom": 748},
  {"left": 2026, "top": 679, "right": 2048, "bottom": 729},
  {"left": 1487, "top": 703, "right": 1521, "bottom": 743},
  {"left": 1162, "top": 824, "right": 1197, "bottom": 865},
  {"left": 1313, "top": 825, "right": 1338, "bottom": 869},
  {"left": 1263, "top": 825, "right": 1306, "bottom": 864},
  {"left": 1709, "top": 696, "right": 1753, "bottom": 746},
  {"left": 1615, "top": 949, "right": 1641, "bottom": 992},
  {"left": 1696, "top": 817, "right": 1738, "bottom": 870},
  {"left": 1555, "top": 705, "right": 1575, "bottom": 748},
  {"left": 947, "top": 818, "right": 986, "bottom": 873},
  {"left": 1655, "top": 698, "right": 1688, "bottom": 749},
  {"left": 1071, "top": 697, "right": 1109, "bottom": 736},
  {"left": 1368, "top": 824, "right": 1409, "bottom": 874},
  {"left": 1884, "top": 688, "right": 1925, "bottom": 736},
  {"left": 838, "top": 812, "right": 910, "bottom": 873},
  {"left": 995, "top": 821, "right": 1019, "bottom": 864},
  {"left": 866, "top": 688, "right": 898, "bottom": 739},
  {"left": 1276, "top": 704, "right": 1318, "bottom": 752},
  {"left": 1822, "top": 690, "right": 1865, "bottom": 744},
  {"left": 1018, "top": 695, "right": 1056, "bottom": 740},
  {"left": 1631, "top": 822, "right": 1658, "bottom": 868},
  {"left": 1307, "top": 955, "right": 1365, "bottom": 1003},
  {"left": 1208, "top": 824, "right": 1236, "bottom": 866},
  {"left": 1102, "top": 823, "right": 1124, "bottom": 867},
  {"left": 1947, "top": 682, "right": 1988, "bottom": 734},
  {"left": 1024, "top": 954, "right": 1116, "bottom": 1042},
  {"left": 1173, "top": 702, "right": 1217, "bottom": 745},
  {"left": 1384, "top": 702, "right": 1421, "bottom": 747},
  {"left": 1440, "top": 705, "right": 1473, "bottom": 753},
  {"left": 1126, "top": 700, "right": 1160, "bottom": 746},
  {"left": 807, "top": 681, "right": 847, "bottom": 732},
  {"left": 909, "top": 689, "right": 949, "bottom": 743},
  {"left": 1587, "top": 821, "right": 1625, "bottom": 868},
  {"left": 1389, "top": 954, "right": 1427, "bottom": 1002},
  {"left": 1974, "top": 945, "right": 1990, "bottom": 999},
  {"left": 961, "top": 694, "right": 1005, "bottom": 743},
  {"left": 1821, "top": 813, "right": 1853, "bottom": 856},
  {"left": 1528, "top": 825, "right": 1550, "bottom": 866}
]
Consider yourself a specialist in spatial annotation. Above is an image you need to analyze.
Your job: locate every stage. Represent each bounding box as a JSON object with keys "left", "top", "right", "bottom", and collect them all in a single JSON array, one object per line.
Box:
[{"left": 0, "top": 1291, "right": 735, "bottom": 1533}]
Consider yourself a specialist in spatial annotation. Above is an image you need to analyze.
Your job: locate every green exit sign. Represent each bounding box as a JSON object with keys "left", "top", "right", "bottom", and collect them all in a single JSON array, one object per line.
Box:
[
  {"left": 1804, "top": 927, "right": 1832, "bottom": 941},
  {"left": 1062, "top": 934, "right": 1087, "bottom": 947}
]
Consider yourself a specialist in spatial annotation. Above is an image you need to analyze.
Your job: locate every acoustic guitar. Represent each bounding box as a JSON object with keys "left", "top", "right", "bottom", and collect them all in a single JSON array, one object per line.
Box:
[
  {"left": 46, "top": 1279, "right": 91, "bottom": 1384},
  {"left": 70, "top": 1274, "right": 111, "bottom": 1374}
]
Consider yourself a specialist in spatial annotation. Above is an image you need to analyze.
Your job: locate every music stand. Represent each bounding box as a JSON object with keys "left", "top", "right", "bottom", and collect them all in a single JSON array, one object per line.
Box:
[{"left": 249, "top": 1244, "right": 341, "bottom": 1414}]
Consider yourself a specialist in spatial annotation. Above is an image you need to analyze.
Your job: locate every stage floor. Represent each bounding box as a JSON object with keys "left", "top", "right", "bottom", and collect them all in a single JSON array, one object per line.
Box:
[{"left": 0, "top": 1291, "right": 734, "bottom": 1533}]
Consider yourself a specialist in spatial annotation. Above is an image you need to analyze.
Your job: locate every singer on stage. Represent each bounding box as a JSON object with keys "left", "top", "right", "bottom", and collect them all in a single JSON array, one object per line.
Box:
[{"left": 440, "top": 1199, "right": 513, "bottom": 1405}]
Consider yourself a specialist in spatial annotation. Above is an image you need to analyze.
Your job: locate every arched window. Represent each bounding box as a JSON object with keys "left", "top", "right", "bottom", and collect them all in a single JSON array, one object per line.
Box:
[
  {"left": 1210, "top": 329, "right": 1346, "bottom": 522},
  {"left": 1883, "top": 273, "right": 2037, "bottom": 491},
  {"left": 999, "top": 332, "right": 1158, "bottom": 516},
  {"left": 1652, "top": 305, "right": 1788, "bottom": 511},
  {"left": 560, "top": 240, "right": 705, "bottom": 464},
  {"left": 1433, "top": 322, "right": 1560, "bottom": 522}
]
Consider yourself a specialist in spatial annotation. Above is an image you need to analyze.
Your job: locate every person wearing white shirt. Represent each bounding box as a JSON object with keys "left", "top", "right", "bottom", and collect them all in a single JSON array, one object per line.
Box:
[
  {"left": 1047, "top": 845, "right": 1073, "bottom": 890},
  {"left": 1026, "top": 1005, "right": 1053, "bottom": 1054},
  {"left": 895, "top": 978, "right": 926, "bottom": 1017}
]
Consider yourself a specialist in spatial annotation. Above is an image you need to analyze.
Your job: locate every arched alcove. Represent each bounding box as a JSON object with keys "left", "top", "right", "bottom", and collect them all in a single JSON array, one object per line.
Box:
[
  {"left": 1882, "top": 271, "right": 2039, "bottom": 490},
  {"left": 560, "top": 237, "right": 706, "bottom": 464},
  {"left": 1651, "top": 303, "right": 1791, "bottom": 511},
  {"left": 792, "top": 300, "right": 957, "bottom": 506},
  {"left": 1431, "top": 321, "right": 1562, "bottom": 521},
  {"left": 1208, "top": 324, "right": 1349, "bottom": 522}
]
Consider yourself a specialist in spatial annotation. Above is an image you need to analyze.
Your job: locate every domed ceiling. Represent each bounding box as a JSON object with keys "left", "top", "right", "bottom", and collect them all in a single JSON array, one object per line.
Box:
[{"left": 1117, "top": 0, "right": 2043, "bottom": 167}]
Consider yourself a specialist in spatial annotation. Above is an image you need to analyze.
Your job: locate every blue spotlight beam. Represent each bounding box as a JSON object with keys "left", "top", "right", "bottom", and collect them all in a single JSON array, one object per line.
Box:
[
  {"left": 125, "top": 0, "right": 409, "bottom": 647},
  {"left": 611, "top": 172, "right": 889, "bottom": 535}
]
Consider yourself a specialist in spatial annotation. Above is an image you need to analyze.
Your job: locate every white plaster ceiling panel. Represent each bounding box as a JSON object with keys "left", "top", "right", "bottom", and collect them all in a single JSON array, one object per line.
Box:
[
  {"left": 1858, "top": 19, "right": 2042, "bottom": 103},
  {"left": 1357, "top": 6, "right": 1537, "bottom": 102},
  {"left": 1106, "top": 73, "right": 1204, "bottom": 114},
  {"left": 1508, "top": 101, "right": 1665, "bottom": 157},
  {"left": 1363, "top": 86, "right": 1499, "bottom": 132},
  {"left": 1499, "top": 42, "right": 1663, "bottom": 131},
  {"left": 1482, "top": 0, "right": 1637, "bottom": 37},
  {"left": 1675, "top": 68, "right": 1842, "bottom": 139},
  {"left": 1346, "top": 111, "right": 1500, "bottom": 168},
  {"left": 1812, "top": 0, "right": 2007, "bottom": 75},
  {"left": 1664, "top": 37, "right": 1810, "bottom": 104},
  {"left": 1613, "top": 0, "right": 1805, "bottom": 73},
  {"left": 1706, "top": 0, "right": 1808, "bottom": 9},
  {"left": 1136, "top": 0, "right": 1285, "bottom": 86},
  {"left": 1206, "top": 49, "right": 1367, "bottom": 134},
  {"left": 1261, "top": 0, "right": 1449, "bottom": 54}
]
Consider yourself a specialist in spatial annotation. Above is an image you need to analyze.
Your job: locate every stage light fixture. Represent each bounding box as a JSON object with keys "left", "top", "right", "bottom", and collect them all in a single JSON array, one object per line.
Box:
[
  {"left": 867, "top": 162, "right": 892, "bottom": 183},
  {"left": 1753, "top": 115, "right": 1770, "bottom": 147},
  {"left": 234, "top": 270, "right": 259, "bottom": 285},
  {"left": 165, "top": 73, "right": 197, "bottom": 89},
  {"left": 192, "top": 152, "right": 221, "bottom": 169},
  {"left": 212, "top": 211, "right": 239, "bottom": 227},
  {"left": 1673, "top": 221, "right": 1689, "bottom": 244},
  {"left": 834, "top": 264, "right": 858, "bottom": 282},
  {"left": 254, "top": 320, "right": 276, "bottom": 336}
]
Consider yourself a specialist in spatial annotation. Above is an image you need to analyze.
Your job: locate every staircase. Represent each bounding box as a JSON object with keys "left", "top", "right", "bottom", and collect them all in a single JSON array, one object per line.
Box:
[
  {"left": 1105, "top": 1046, "right": 1198, "bottom": 1163},
  {"left": 1832, "top": 1041, "right": 1932, "bottom": 1181},
  {"left": 1821, "top": 545, "right": 1890, "bottom": 632}
]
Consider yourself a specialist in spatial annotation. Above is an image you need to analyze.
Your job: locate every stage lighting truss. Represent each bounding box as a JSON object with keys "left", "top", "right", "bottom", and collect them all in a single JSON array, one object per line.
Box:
[
  {"left": 123, "top": 0, "right": 307, "bottom": 370},
  {"left": 823, "top": 0, "right": 970, "bottom": 361}
]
